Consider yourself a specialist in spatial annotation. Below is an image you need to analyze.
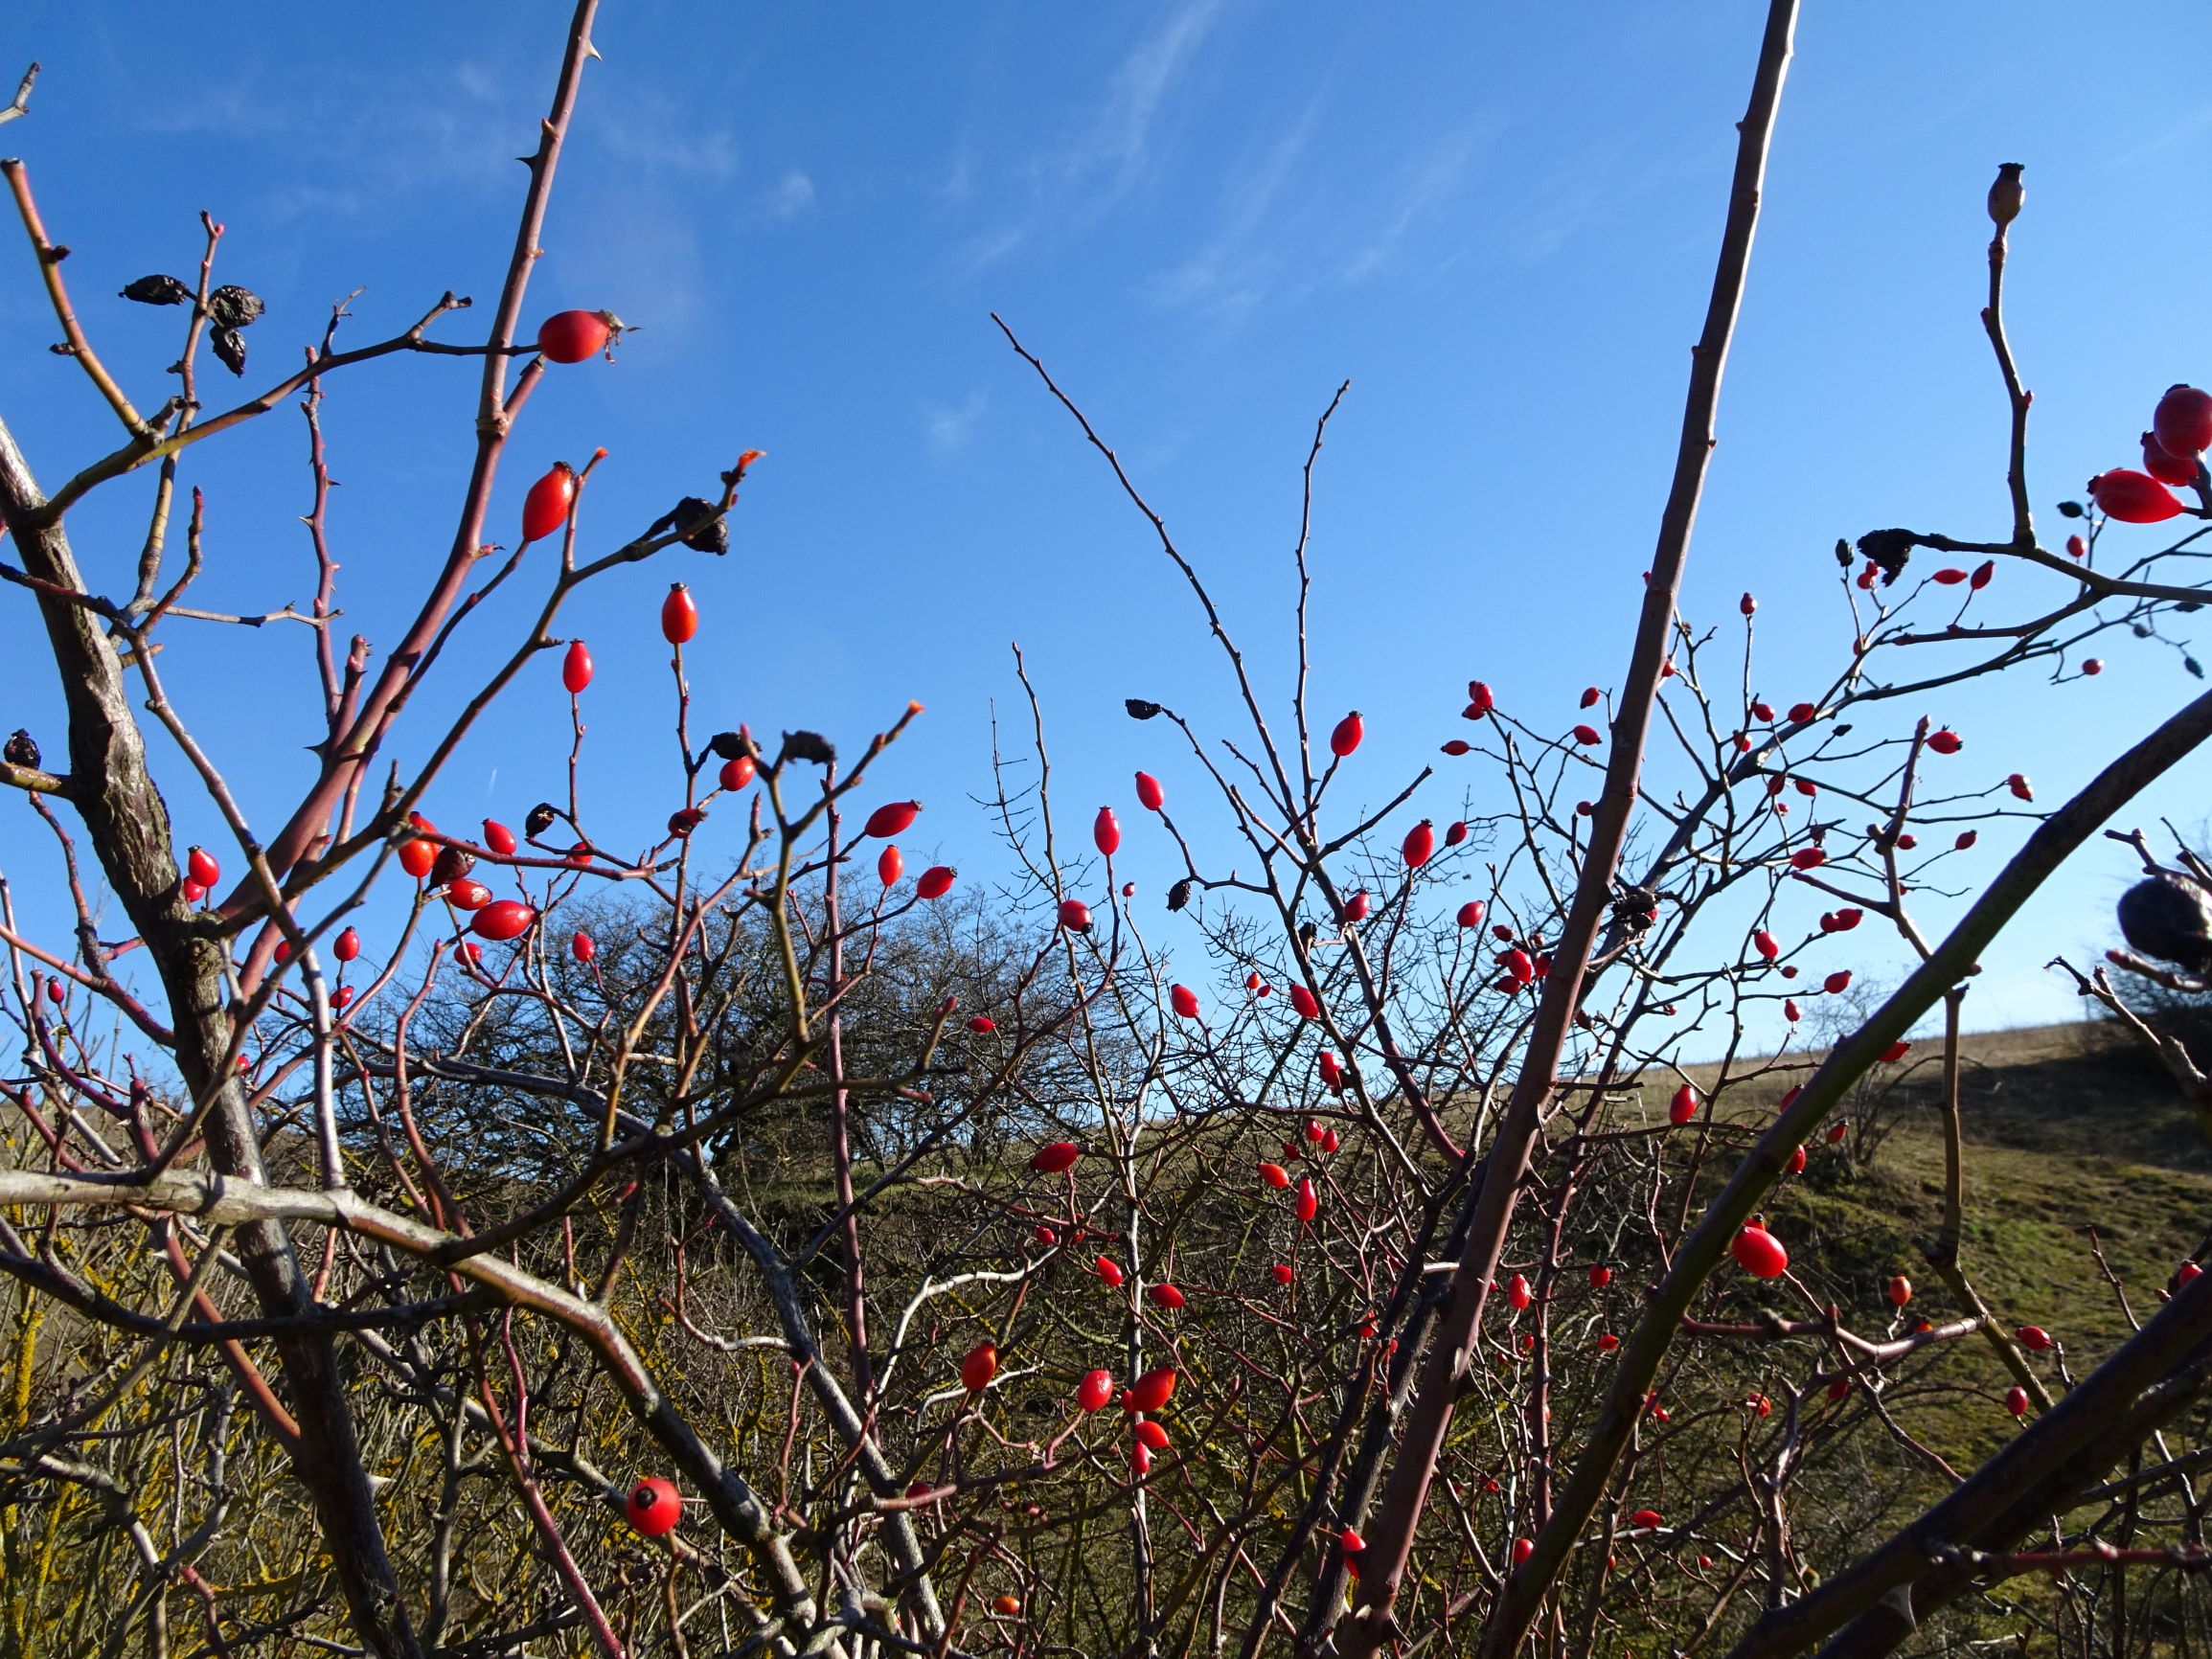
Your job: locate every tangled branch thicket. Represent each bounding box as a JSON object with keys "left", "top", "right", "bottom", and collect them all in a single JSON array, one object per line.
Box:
[{"left": 5, "top": 4, "right": 2212, "bottom": 1656}]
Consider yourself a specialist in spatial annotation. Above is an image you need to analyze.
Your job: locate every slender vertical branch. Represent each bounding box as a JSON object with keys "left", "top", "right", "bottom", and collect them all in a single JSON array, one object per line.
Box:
[{"left": 1338, "top": 7, "right": 1802, "bottom": 1653}]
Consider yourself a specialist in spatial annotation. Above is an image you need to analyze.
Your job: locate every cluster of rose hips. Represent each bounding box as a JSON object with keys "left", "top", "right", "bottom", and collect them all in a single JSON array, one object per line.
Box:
[{"left": 2088, "top": 384, "right": 2212, "bottom": 523}]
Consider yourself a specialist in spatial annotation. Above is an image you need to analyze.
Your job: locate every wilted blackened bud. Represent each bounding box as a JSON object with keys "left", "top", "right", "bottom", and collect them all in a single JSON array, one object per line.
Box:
[{"left": 1125, "top": 698, "right": 1163, "bottom": 720}]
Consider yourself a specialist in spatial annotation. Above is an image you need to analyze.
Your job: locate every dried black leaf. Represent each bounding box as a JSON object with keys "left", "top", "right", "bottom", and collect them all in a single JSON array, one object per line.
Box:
[
  {"left": 1611, "top": 884, "right": 1659, "bottom": 935},
  {"left": 120, "top": 274, "right": 191, "bottom": 306},
  {"left": 208, "top": 284, "right": 263, "bottom": 330},
  {"left": 1125, "top": 698, "right": 1162, "bottom": 720},
  {"left": 1833, "top": 538, "right": 1853, "bottom": 569},
  {"left": 209, "top": 326, "right": 246, "bottom": 376},
  {"left": 525, "top": 802, "right": 560, "bottom": 838},
  {"left": 673, "top": 498, "right": 728, "bottom": 555},
  {"left": 3, "top": 729, "right": 40, "bottom": 769},
  {"left": 707, "top": 730, "right": 758, "bottom": 761},
  {"left": 780, "top": 730, "right": 836, "bottom": 766},
  {"left": 2118, "top": 874, "right": 2212, "bottom": 975},
  {"left": 2133, "top": 624, "right": 2155, "bottom": 638},
  {"left": 2179, "top": 602, "right": 2203, "bottom": 614},
  {"left": 1166, "top": 878, "right": 1192, "bottom": 913},
  {"left": 1856, "top": 528, "right": 1918, "bottom": 585},
  {"left": 2188, "top": 656, "right": 2204, "bottom": 680},
  {"left": 643, "top": 497, "right": 728, "bottom": 555},
  {"left": 2057, "top": 500, "right": 2085, "bottom": 519}
]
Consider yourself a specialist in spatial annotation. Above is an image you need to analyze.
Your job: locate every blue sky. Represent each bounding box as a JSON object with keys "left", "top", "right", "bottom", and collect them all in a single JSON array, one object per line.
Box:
[{"left": 4, "top": 2, "right": 2211, "bottom": 1047}]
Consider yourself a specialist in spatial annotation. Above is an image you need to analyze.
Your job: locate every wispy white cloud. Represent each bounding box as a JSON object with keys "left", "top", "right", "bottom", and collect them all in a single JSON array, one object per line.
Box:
[
  {"left": 964, "top": 0, "right": 1229, "bottom": 267},
  {"left": 922, "top": 390, "right": 988, "bottom": 455},
  {"left": 1081, "top": 0, "right": 1228, "bottom": 201},
  {"left": 1343, "top": 123, "right": 1490, "bottom": 284},
  {"left": 763, "top": 170, "right": 816, "bottom": 220},
  {"left": 1151, "top": 92, "right": 1326, "bottom": 325}
]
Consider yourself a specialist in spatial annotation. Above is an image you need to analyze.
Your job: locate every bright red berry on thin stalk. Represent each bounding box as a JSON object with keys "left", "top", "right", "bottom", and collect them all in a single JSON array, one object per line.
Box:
[
  {"left": 1259, "top": 1162, "right": 1290, "bottom": 1190},
  {"left": 1171, "top": 984, "right": 1199, "bottom": 1019},
  {"left": 1031, "top": 1142, "right": 1080, "bottom": 1174},
  {"left": 960, "top": 1342, "right": 998, "bottom": 1392},
  {"left": 1330, "top": 711, "right": 1363, "bottom": 757},
  {"left": 521, "top": 463, "right": 576, "bottom": 542},
  {"left": 660, "top": 582, "right": 698, "bottom": 644},
  {"left": 562, "top": 640, "right": 594, "bottom": 693},
  {"left": 1456, "top": 899, "right": 1487, "bottom": 929},
  {"left": 1148, "top": 1283, "right": 1185, "bottom": 1310},
  {"left": 1078, "top": 1370, "right": 1113, "bottom": 1412},
  {"left": 536, "top": 308, "right": 622, "bottom": 363},
  {"left": 2008, "top": 772, "right": 2034, "bottom": 801},
  {"left": 2084, "top": 658, "right": 2103, "bottom": 675},
  {"left": 2142, "top": 431, "right": 2197, "bottom": 487},
  {"left": 1732, "top": 1223, "right": 1789, "bottom": 1280},
  {"left": 1295, "top": 1177, "right": 1319, "bottom": 1222},
  {"left": 1741, "top": 593, "right": 1757, "bottom": 616},
  {"left": 1927, "top": 728, "right": 1962, "bottom": 755},
  {"left": 1289, "top": 984, "right": 1321, "bottom": 1019},
  {"left": 625, "top": 1476, "right": 681, "bottom": 1537},
  {"left": 1823, "top": 969, "right": 1852, "bottom": 994},
  {"left": 1341, "top": 890, "right": 1370, "bottom": 923},
  {"left": 2154, "top": 384, "right": 2212, "bottom": 458},
  {"left": 334, "top": 927, "right": 361, "bottom": 963},
  {"left": 2018, "top": 1325, "right": 2052, "bottom": 1351},
  {"left": 1507, "top": 1273, "right": 1532, "bottom": 1310},
  {"left": 1932, "top": 568, "right": 1967, "bottom": 585},
  {"left": 1402, "top": 819, "right": 1435, "bottom": 868},
  {"left": 1465, "top": 681, "right": 1494, "bottom": 716},
  {"left": 1135, "top": 770, "right": 1165, "bottom": 811},
  {"left": 916, "top": 866, "right": 956, "bottom": 899},
  {"left": 1128, "top": 1366, "right": 1175, "bottom": 1412},
  {"left": 187, "top": 846, "right": 220, "bottom": 888},
  {"left": 2005, "top": 1386, "right": 2030, "bottom": 1418},
  {"left": 1058, "top": 899, "right": 1093, "bottom": 933},
  {"left": 877, "top": 845, "right": 903, "bottom": 885},
  {"left": 1094, "top": 807, "right": 1121, "bottom": 856},
  {"left": 864, "top": 801, "right": 921, "bottom": 838},
  {"left": 1888, "top": 1274, "right": 1912, "bottom": 1307},
  {"left": 2090, "top": 469, "right": 2186, "bottom": 523},
  {"left": 1572, "top": 724, "right": 1601, "bottom": 745},
  {"left": 1669, "top": 1083, "right": 1698, "bottom": 1125},
  {"left": 1580, "top": 686, "right": 1601, "bottom": 708},
  {"left": 572, "top": 931, "right": 595, "bottom": 963},
  {"left": 470, "top": 900, "right": 536, "bottom": 942}
]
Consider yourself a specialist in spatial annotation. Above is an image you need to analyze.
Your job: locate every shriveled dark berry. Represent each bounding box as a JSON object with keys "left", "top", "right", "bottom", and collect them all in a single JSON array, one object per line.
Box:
[
  {"left": 2118, "top": 874, "right": 2212, "bottom": 976},
  {"left": 3, "top": 729, "right": 40, "bottom": 769},
  {"left": 525, "top": 802, "right": 560, "bottom": 838},
  {"left": 121, "top": 274, "right": 191, "bottom": 306},
  {"left": 779, "top": 730, "right": 836, "bottom": 766},
  {"left": 1125, "top": 698, "right": 1163, "bottom": 720},
  {"left": 209, "top": 326, "right": 247, "bottom": 376},
  {"left": 208, "top": 284, "right": 264, "bottom": 330},
  {"left": 429, "top": 845, "right": 476, "bottom": 888}
]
